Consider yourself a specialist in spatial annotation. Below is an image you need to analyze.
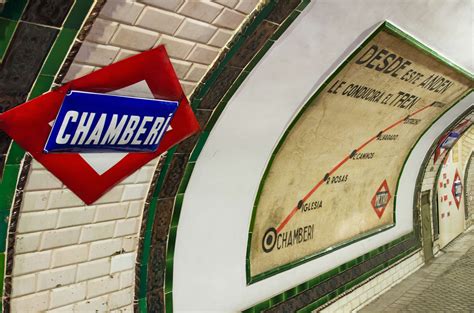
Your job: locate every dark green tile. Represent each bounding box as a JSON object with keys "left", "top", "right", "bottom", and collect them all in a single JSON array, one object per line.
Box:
[
  {"left": 0, "top": 253, "right": 4, "bottom": 295},
  {"left": 164, "top": 257, "right": 174, "bottom": 294},
  {"left": 253, "top": 301, "right": 271, "bottom": 311},
  {"left": 138, "top": 297, "right": 147, "bottom": 313},
  {"left": 64, "top": 0, "right": 94, "bottom": 30},
  {"left": 189, "top": 132, "right": 209, "bottom": 162},
  {"left": 0, "top": 164, "right": 20, "bottom": 211},
  {"left": 0, "top": 17, "right": 17, "bottom": 61},
  {"left": 166, "top": 227, "right": 177, "bottom": 261},
  {"left": 165, "top": 292, "right": 173, "bottom": 313},
  {"left": 0, "top": 0, "right": 27, "bottom": 20},
  {"left": 41, "top": 28, "right": 77, "bottom": 76},
  {"left": 270, "top": 293, "right": 284, "bottom": 305},
  {"left": 296, "top": 0, "right": 311, "bottom": 12},
  {"left": 296, "top": 281, "right": 309, "bottom": 293},
  {"left": 6, "top": 142, "right": 24, "bottom": 165},
  {"left": 29, "top": 74, "right": 54, "bottom": 98},
  {"left": 0, "top": 211, "right": 9, "bottom": 251},
  {"left": 177, "top": 163, "right": 195, "bottom": 194},
  {"left": 271, "top": 10, "right": 301, "bottom": 40},
  {"left": 171, "top": 194, "right": 184, "bottom": 227},
  {"left": 283, "top": 288, "right": 297, "bottom": 299}
]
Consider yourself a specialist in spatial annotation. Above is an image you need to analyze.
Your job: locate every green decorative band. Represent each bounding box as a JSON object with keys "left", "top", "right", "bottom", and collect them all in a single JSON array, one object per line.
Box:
[
  {"left": 463, "top": 151, "right": 473, "bottom": 220},
  {"left": 135, "top": 0, "right": 312, "bottom": 312},
  {"left": 0, "top": 0, "right": 101, "bottom": 310},
  {"left": 0, "top": 0, "right": 28, "bottom": 62},
  {"left": 244, "top": 233, "right": 419, "bottom": 312}
]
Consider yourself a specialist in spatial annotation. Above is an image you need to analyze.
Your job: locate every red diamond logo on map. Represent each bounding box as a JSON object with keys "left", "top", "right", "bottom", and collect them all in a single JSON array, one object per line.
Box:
[
  {"left": 371, "top": 179, "right": 391, "bottom": 219},
  {"left": 451, "top": 169, "right": 462, "bottom": 209}
]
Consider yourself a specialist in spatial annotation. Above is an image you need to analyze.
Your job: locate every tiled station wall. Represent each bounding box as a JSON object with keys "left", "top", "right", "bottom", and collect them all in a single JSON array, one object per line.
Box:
[
  {"left": 461, "top": 128, "right": 474, "bottom": 226},
  {"left": 8, "top": 0, "right": 261, "bottom": 311},
  {"left": 465, "top": 154, "right": 474, "bottom": 227},
  {"left": 420, "top": 117, "right": 474, "bottom": 239},
  {"left": 325, "top": 126, "right": 472, "bottom": 313},
  {"left": 10, "top": 158, "right": 158, "bottom": 312},
  {"left": 65, "top": 0, "right": 260, "bottom": 98},
  {"left": 322, "top": 251, "right": 423, "bottom": 312}
]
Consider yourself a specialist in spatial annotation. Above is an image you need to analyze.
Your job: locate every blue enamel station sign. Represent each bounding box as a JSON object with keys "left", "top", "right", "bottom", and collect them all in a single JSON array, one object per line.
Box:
[{"left": 44, "top": 90, "right": 179, "bottom": 153}]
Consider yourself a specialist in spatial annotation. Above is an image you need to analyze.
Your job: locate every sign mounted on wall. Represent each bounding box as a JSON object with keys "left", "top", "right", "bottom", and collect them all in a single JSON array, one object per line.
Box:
[
  {"left": 434, "top": 118, "right": 472, "bottom": 163},
  {"left": 44, "top": 91, "right": 179, "bottom": 153},
  {"left": 246, "top": 22, "right": 472, "bottom": 283},
  {"left": 0, "top": 46, "right": 200, "bottom": 204},
  {"left": 452, "top": 169, "right": 462, "bottom": 209}
]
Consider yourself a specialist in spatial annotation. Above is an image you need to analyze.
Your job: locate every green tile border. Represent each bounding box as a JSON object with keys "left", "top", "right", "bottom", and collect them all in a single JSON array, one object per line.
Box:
[
  {"left": 0, "top": 0, "right": 28, "bottom": 62},
  {"left": 41, "top": 28, "right": 78, "bottom": 77},
  {"left": 463, "top": 151, "right": 473, "bottom": 220},
  {"left": 0, "top": 0, "right": 28, "bottom": 20},
  {"left": 245, "top": 21, "right": 473, "bottom": 284},
  {"left": 243, "top": 233, "right": 418, "bottom": 312},
  {"left": 0, "top": 0, "right": 97, "bottom": 307},
  {"left": 137, "top": 147, "right": 176, "bottom": 301},
  {"left": 297, "top": 245, "right": 419, "bottom": 313},
  {"left": 0, "top": 17, "right": 18, "bottom": 62},
  {"left": 29, "top": 74, "right": 55, "bottom": 99},
  {"left": 63, "top": 0, "right": 95, "bottom": 30}
]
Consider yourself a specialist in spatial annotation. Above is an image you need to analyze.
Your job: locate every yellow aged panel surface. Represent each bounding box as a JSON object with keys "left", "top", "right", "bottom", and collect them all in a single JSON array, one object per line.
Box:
[{"left": 249, "top": 26, "right": 472, "bottom": 279}]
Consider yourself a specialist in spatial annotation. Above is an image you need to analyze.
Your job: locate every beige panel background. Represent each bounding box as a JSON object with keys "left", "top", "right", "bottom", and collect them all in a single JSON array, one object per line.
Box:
[{"left": 250, "top": 28, "right": 472, "bottom": 278}]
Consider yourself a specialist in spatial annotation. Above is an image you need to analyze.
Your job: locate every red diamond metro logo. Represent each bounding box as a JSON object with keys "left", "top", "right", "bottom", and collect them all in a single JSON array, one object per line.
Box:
[
  {"left": 451, "top": 169, "right": 462, "bottom": 209},
  {"left": 371, "top": 179, "right": 391, "bottom": 219}
]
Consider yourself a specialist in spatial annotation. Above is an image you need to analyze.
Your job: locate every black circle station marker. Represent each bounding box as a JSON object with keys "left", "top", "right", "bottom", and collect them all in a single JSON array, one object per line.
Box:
[
  {"left": 323, "top": 173, "right": 330, "bottom": 181},
  {"left": 297, "top": 200, "right": 304, "bottom": 210},
  {"left": 350, "top": 149, "right": 357, "bottom": 158},
  {"left": 376, "top": 131, "right": 383, "bottom": 138},
  {"left": 262, "top": 227, "right": 277, "bottom": 253}
]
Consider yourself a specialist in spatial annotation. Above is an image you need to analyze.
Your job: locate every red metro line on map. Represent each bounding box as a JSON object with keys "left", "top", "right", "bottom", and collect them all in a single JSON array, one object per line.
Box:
[{"left": 0, "top": 46, "right": 200, "bottom": 204}]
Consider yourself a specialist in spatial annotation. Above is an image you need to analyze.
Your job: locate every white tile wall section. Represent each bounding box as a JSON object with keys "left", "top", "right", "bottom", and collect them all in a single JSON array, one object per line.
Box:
[
  {"left": 64, "top": 0, "right": 262, "bottom": 98},
  {"left": 10, "top": 0, "right": 263, "bottom": 311},
  {"left": 319, "top": 251, "right": 424, "bottom": 313},
  {"left": 10, "top": 158, "right": 158, "bottom": 312}
]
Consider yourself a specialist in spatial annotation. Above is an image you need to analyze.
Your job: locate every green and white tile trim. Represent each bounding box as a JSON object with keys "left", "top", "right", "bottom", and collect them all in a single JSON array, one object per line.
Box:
[
  {"left": 135, "top": 0, "right": 314, "bottom": 311},
  {"left": 0, "top": 0, "right": 97, "bottom": 310}
]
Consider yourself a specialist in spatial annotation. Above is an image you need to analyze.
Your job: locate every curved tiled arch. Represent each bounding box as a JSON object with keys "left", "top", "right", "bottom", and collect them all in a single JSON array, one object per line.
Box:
[
  {"left": 0, "top": 1, "right": 104, "bottom": 310},
  {"left": 142, "top": 6, "right": 474, "bottom": 310},
  {"left": 135, "top": 1, "right": 311, "bottom": 311},
  {"left": 0, "top": 0, "right": 471, "bottom": 312}
]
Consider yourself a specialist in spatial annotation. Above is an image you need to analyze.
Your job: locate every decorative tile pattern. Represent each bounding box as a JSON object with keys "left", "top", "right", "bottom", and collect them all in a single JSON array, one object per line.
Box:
[
  {"left": 0, "top": 0, "right": 100, "bottom": 311},
  {"left": 198, "top": 65, "right": 242, "bottom": 110},
  {"left": 21, "top": 0, "right": 74, "bottom": 27},
  {"left": 228, "top": 20, "right": 278, "bottom": 68},
  {"left": 262, "top": 237, "right": 418, "bottom": 312},
  {"left": 0, "top": 22, "right": 57, "bottom": 112},
  {"left": 135, "top": 0, "right": 312, "bottom": 312}
]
